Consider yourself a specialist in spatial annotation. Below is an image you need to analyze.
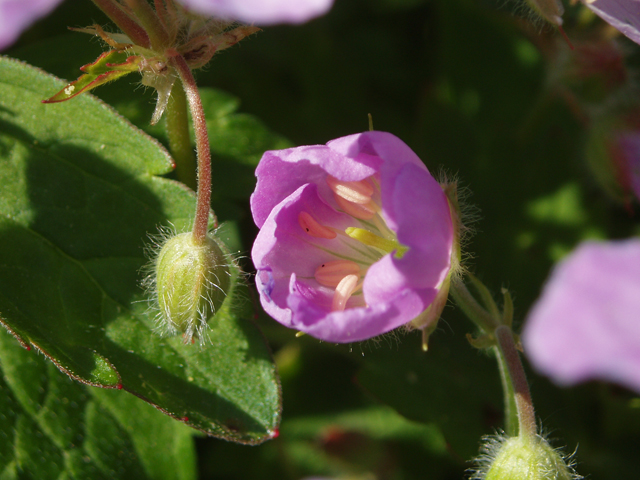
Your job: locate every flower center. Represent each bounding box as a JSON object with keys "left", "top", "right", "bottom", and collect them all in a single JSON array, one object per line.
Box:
[{"left": 297, "top": 175, "right": 406, "bottom": 312}]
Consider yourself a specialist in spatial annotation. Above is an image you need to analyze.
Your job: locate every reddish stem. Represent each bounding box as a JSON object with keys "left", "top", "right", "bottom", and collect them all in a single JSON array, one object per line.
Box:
[
  {"left": 169, "top": 52, "right": 212, "bottom": 243},
  {"left": 558, "top": 25, "right": 575, "bottom": 51},
  {"left": 90, "top": 0, "right": 150, "bottom": 48},
  {"left": 495, "top": 325, "right": 537, "bottom": 440},
  {"left": 155, "top": 0, "right": 168, "bottom": 28},
  {"left": 122, "top": 0, "right": 170, "bottom": 50}
]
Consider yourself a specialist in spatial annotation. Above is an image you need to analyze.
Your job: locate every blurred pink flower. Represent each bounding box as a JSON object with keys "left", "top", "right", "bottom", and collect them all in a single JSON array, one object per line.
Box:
[
  {"left": 0, "top": 0, "right": 62, "bottom": 50},
  {"left": 1, "top": 0, "right": 333, "bottom": 51},
  {"left": 583, "top": 0, "right": 640, "bottom": 45},
  {"left": 177, "top": 0, "right": 333, "bottom": 25},
  {"left": 251, "top": 132, "right": 454, "bottom": 343},
  {"left": 523, "top": 239, "right": 640, "bottom": 393}
]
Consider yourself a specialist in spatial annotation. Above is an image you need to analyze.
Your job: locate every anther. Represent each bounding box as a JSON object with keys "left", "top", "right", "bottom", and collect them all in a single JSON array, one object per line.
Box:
[
  {"left": 315, "top": 260, "right": 361, "bottom": 287},
  {"left": 326, "top": 176, "right": 374, "bottom": 204},
  {"left": 331, "top": 274, "right": 360, "bottom": 312},
  {"left": 298, "top": 211, "right": 337, "bottom": 239},
  {"left": 335, "top": 195, "right": 376, "bottom": 220}
]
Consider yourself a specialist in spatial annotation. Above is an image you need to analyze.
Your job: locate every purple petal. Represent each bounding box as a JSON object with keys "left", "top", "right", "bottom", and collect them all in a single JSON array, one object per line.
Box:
[
  {"left": 522, "top": 239, "right": 640, "bottom": 393},
  {"left": 251, "top": 142, "right": 380, "bottom": 228},
  {"left": 253, "top": 183, "right": 369, "bottom": 326},
  {"left": 364, "top": 163, "right": 452, "bottom": 300},
  {"left": 327, "top": 131, "right": 431, "bottom": 232},
  {"left": 252, "top": 132, "right": 428, "bottom": 229},
  {"left": 177, "top": 0, "right": 333, "bottom": 25},
  {"left": 288, "top": 281, "right": 436, "bottom": 343},
  {"left": 582, "top": 0, "right": 640, "bottom": 46},
  {"left": 0, "top": 0, "right": 62, "bottom": 50}
]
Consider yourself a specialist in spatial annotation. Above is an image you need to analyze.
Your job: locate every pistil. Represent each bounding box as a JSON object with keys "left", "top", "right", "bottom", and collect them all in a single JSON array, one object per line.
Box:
[{"left": 345, "top": 227, "right": 406, "bottom": 256}]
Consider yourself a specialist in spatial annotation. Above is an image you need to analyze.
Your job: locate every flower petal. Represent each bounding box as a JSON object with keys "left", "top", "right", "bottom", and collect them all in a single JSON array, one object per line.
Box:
[
  {"left": 251, "top": 143, "right": 380, "bottom": 228},
  {"left": 522, "top": 239, "right": 640, "bottom": 393},
  {"left": 288, "top": 279, "right": 436, "bottom": 342},
  {"left": 177, "top": 0, "right": 333, "bottom": 25},
  {"left": 252, "top": 183, "right": 374, "bottom": 325},
  {"left": 0, "top": 0, "right": 63, "bottom": 50},
  {"left": 364, "top": 163, "right": 452, "bottom": 303},
  {"left": 327, "top": 131, "right": 434, "bottom": 232},
  {"left": 582, "top": 0, "right": 640, "bottom": 46}
]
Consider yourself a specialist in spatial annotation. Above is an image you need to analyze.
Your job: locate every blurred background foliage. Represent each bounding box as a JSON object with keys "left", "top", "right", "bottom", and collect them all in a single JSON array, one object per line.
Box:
[{"left": 5, "top": 0, "right": 640, "bottom": 478}]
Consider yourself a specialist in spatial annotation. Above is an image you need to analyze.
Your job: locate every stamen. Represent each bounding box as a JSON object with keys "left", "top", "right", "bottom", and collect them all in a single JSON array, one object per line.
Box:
[
  {"left": 315, "top": 260, "right": 361, "bottom": 287},
  {"left": 345, "top": 227, "right": 407, "bottom": 256},
  {"left": 326, "top": 176, "right": 374, "bottom": 204},
  {"left": 298, "top": 211, "right": 337, "bottom": 239},
  {"left": 335, "top": 195, "right": 376, "bottom": 220},
  {"left": 331, "top": 274, "right": 359, "bottom": 311}
]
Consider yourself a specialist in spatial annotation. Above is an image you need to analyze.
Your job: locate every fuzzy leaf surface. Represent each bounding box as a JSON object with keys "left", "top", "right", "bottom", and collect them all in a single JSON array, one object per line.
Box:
[
  {"left": 0, "top": 57, "right": 280, "bottom": 444},
  {"left": 356, "top": 329, "right": 502, "bottom": 460}
]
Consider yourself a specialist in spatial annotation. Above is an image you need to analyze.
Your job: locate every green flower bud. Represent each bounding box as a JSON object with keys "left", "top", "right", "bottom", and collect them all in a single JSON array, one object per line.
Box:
[
  {"left": 153, "top": 232, "right": 231, "bottom": 343},
  {"left": 473, "top": 434, "right": 580, "bottom": 480}
]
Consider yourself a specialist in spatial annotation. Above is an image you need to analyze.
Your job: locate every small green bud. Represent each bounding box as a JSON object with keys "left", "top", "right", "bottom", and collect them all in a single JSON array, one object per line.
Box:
[
  {"left": 154, "top": 232, "right": 231, "bottom": 343},
  {"left": 473, "top": 434, "right": 580, "bottom": 480}
]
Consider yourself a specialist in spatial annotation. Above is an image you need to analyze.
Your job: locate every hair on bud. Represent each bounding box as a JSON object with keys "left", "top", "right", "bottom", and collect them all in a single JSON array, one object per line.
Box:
[
  {"left": 524, "top": 0, "right": 564, "bottom": 27},
  {"left": 470, "top": 432, "right": 581, "bottom": 480},
  {"left": 142, "top": 227, "right": 234, "bottom": 345}
]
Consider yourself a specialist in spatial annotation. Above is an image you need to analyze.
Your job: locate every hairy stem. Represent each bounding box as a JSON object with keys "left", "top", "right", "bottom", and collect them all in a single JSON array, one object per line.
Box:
[
  {"left": 450, "top": 278, "right": 501, "bottom": 334},
  {"left": 495, "top": 343, "right": 518, "bottom": 436},
  {"left": 170, "top": 52, "right": 212, "bottom": 244},
  {"left": 165, "top": 78, "right": 197, "bottom": 190},
  {"left": 122, "top": 0, "right": 170, "bottom": 50},
  {"left": 91, "top": 0, "right": 150, "bottom": 47},
  {"left": 495, "top": 325, "right": 536, "bottom": 440}
]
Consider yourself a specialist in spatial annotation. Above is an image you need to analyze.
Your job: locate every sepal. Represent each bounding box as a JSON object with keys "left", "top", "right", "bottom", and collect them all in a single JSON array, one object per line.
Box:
[{"left": 42, "top": 50, "right": 142, "bottom": 103}]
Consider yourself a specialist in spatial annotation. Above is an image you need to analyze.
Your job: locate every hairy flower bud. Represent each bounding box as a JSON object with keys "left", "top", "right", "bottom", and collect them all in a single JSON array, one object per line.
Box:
[
  {"left": 153, "top": 232, "right": 230, "bottom": 343},
  {"left": 472, "top": 434, "right": 579, "bottom": 480}
]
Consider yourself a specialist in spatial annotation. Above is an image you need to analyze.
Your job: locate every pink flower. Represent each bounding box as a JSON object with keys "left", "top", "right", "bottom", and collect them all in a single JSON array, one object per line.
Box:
[
  {"left": 177, "top": 0, "right": 333, "bottom": 25},
  {"left": 0, "top": 0, "right": 63, "bottom": 50},
  {"left": 250, "top": 132, "right": 455, "bottom": 343},
  {"left": 0, "top": 0, "right": 333, "bottom": 51},
  {"left": 582, "top": 0, "right": 640, "bottom": 46},
  {"left": 522, "top": 239, "right": 640, "bottom": 393}
]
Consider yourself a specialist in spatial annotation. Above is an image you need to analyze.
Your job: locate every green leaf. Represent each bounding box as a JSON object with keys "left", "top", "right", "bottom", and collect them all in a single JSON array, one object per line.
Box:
[
  {"left": 42, "top": 50, "right": 142, "bottom": 103},
  {"left": 0, "top": 327, "right": 196, "bottom": 480},
  {"left": 356, "top": 327, "right": 502, "bottom": 460},
  {"left": 279, "top": 407, "right": 450, "bottom": 478},
  {"left": 0, "top": 56, "right": 281, "bottom": 444}
]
